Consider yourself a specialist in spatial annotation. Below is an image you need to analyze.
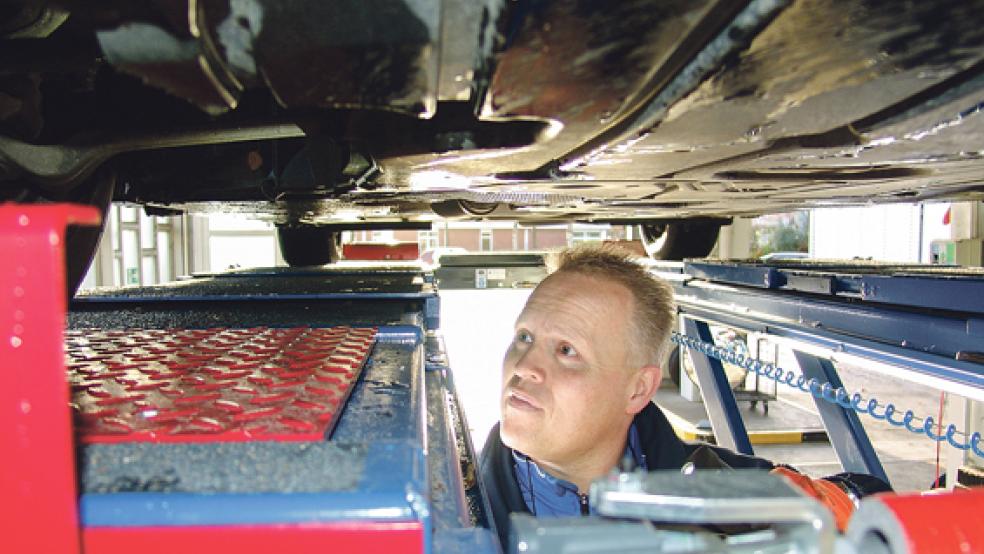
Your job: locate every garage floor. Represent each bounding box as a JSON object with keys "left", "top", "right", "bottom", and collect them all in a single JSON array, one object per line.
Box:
[{"left": 440, "top": 289, "right": 947, "bottom": 492}]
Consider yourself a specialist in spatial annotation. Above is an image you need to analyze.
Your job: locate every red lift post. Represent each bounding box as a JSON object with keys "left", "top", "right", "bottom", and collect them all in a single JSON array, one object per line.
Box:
[{"left": 1, "top": 203, "right": 101, "bottom": 554}]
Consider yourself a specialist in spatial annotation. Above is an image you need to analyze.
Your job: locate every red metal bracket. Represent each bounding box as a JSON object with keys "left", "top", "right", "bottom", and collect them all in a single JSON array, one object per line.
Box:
[
  {"left": 1, "top": 203, "right": 101, "bottom": 554},
  {"left": 876, "top": 488, "right": 984, "bottom": 552},
  {"left": 83, "top": 521, "right": 424, "bottom": 554}
]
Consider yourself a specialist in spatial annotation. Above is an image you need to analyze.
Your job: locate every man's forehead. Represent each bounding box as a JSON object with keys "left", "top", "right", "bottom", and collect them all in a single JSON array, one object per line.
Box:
[
  {"left": 517, "top": 272, "right": 634, "bottom": 330},
  {"left": 532, "top": 271, "right": 633, "bottom": 304}
]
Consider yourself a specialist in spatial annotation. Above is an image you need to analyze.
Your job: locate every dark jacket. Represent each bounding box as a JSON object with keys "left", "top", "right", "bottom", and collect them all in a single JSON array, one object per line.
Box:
[{"left": 478, "top": 402, "right": 775, "bottom": 547}]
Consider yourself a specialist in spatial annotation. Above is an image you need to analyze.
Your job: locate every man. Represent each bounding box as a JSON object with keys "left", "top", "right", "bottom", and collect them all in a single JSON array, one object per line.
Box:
[{"left": 479, "top": 244, "right": 888, "bottom": 547}]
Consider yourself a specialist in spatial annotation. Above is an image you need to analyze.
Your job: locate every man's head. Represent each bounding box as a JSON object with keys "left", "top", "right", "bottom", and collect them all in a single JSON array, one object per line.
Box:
[{"left": 499, "top": 244, "right": 676, "bottom": 470}]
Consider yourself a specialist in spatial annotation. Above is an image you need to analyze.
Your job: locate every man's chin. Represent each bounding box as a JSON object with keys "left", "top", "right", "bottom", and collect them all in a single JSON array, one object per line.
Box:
[{"left": 500, "top": 418, "right": 540, "bottom": 453}]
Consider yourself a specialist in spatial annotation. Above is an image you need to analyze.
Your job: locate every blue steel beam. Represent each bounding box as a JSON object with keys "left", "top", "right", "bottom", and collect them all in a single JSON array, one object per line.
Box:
[
  {"left": 791, "top": 352, "right": 890, "bottom": 485},
  {"left": 859, "top": 274, "right": 984, "bottom": 314},
  {"left": 685, "top": 261, "right": 786, "bottom": 289},
  {"left": 71, "top": 292, "right": 438, "bottom": 303},
  {"left": 675, "top": 302, "right": 984, "bottom": 402},
  {"left": 682, "top": 318, "right": 754, "bottom": 455},
  {"left": 667, "top": 278, "right": 984, "bottom": 389},
  {"left": 682, "top": 261, "right": 984, "bottom": 314}
]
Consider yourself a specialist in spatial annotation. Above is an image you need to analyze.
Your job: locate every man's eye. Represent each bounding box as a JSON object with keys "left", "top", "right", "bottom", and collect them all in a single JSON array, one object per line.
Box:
[
  {"left": 516, "top": 331, "right": 533, "bottom": 344},
  {"left": 558, "top": 344, "right": 577, "bottom": 357}
]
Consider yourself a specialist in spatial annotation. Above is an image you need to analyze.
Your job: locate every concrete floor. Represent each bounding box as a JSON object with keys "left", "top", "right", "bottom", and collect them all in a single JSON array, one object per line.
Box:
[{"left": 440, "top": 288, "right": 953, "bottom": 492}]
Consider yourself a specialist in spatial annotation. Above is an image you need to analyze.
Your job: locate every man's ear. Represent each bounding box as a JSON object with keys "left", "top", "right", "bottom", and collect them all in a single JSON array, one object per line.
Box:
[{"left": 626, "top": 364, "right": 662, "bottom": 415}]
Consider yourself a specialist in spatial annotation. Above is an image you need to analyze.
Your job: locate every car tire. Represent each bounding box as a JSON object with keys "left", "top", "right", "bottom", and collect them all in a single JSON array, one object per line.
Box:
[
  {"left": 65, "top": 167, "right": 115, "bottom": 298},
  {"left": 431, "top": 199, "right": 499, "bottom": 218},
  {"left": 277, "top": 225, "right": 341, "bottom": 266},
  {"left": 639, "top": 220, "right": 722, "bottom": 260},
  {"left": 667, "top": 344, "right": 682, "bottom": 389}
]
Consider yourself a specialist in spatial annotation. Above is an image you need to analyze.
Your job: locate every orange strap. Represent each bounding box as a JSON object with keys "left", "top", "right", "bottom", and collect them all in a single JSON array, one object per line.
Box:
[{"left": 770, "top": 466, "right": 856, "bottom": 532}]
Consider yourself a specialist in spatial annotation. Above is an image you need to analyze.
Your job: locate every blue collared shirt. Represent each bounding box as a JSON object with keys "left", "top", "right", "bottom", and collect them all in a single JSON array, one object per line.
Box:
[{"left": 512, "top": 424, "right": 648, "bottom": 517}]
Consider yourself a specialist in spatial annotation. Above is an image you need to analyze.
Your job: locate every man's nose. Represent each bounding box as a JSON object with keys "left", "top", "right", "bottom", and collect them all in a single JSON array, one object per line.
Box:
[{"left": 512, "top": 346, "right": 546, "bottom": 383}]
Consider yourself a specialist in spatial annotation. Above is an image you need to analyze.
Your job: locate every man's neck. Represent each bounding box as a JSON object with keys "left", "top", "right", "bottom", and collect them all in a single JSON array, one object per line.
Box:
[{"left": 530, "top": 433, "right": 628, "bottom": 493}]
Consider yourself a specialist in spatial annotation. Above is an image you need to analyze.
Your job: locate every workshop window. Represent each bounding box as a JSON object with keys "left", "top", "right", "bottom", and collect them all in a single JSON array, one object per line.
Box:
[
  {"left": 371, "top": 230, "right": 395, "bottom": 242},
  {"left": 121, "top": 228, "right": 139, "bottom": 285},
  {"left": 81, "top": 204, "right": 181, "bottom": 290},
  {"left": 570, "top": 229, "right": 607, "bottom": 244},
  {"left": 157, "top": 230, "right": 172, "bottom": 283},
  {"left": 418, "top": 230, "right": 439, "bottom": 251},
  {"left": 208, "top": 214, "right": 277, "bottom": 270},
  {"left": 120, "top": 205, "right": 138, "bottom": 223}
]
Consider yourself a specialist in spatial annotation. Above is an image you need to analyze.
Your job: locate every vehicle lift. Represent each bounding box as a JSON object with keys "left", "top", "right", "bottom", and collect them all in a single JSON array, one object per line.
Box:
[{"left": 3, "top": 204, "right": 984, "bottom": 554}]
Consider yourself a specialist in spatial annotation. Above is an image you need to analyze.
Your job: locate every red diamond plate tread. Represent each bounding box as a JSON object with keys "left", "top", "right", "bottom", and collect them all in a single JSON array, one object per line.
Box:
[{"left": 65, "top": 326, "right": 376, "bottom": 443}]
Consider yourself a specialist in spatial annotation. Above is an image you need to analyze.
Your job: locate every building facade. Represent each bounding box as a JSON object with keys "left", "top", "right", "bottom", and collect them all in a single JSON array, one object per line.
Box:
[{"left": 349, "top": 222, "right": 633, "bottom": 254}]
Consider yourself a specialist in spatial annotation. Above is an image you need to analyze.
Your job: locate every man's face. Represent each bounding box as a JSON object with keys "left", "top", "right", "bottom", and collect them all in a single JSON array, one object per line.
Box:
[{"left": 500, "top": 271, "right": 641, "bottom": 466}]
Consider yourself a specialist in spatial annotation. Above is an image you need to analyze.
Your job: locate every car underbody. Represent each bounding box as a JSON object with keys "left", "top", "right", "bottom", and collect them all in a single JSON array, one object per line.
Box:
[{"left": 3, "top": 0, "right": 984, "bottom": 271}]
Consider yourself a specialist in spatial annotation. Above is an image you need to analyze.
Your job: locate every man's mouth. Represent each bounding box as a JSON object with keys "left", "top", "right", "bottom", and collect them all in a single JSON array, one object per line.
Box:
[{"left": 506, "top": 389, "right": 542, "bottom": 411}]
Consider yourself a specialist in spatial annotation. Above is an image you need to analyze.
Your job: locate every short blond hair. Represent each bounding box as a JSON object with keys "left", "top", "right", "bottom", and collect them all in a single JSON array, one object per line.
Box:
[{"left": 548, "top": 243, "right": 676, "bottom": 366}]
